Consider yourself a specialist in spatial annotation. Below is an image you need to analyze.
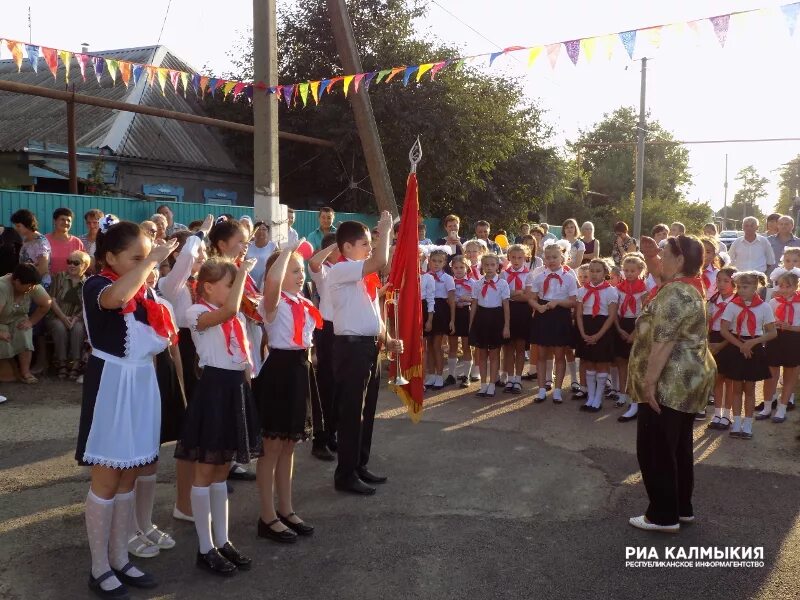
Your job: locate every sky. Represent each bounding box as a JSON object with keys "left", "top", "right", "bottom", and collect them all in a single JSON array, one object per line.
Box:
[{"left": 3, "top": 0, "right": 800, "bottom": 215}]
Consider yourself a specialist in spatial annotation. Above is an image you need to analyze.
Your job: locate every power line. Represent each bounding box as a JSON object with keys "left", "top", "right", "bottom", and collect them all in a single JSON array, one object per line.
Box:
[
  {"left": 156, "top": 0, "right": 173, "bottom": 45},
  {"left": 579, "top": 137, "right": 800, "bottom": 147}
]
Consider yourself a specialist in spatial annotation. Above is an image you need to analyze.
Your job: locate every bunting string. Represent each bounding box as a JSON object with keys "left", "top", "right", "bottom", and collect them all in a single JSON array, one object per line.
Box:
[{"left": 1, "top": 2, "right": 798, "bottom": 108}]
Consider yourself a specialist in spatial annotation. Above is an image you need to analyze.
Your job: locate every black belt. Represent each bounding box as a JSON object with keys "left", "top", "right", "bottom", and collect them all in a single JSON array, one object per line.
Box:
[{"left": 335, "top": 335, "right": 379, "bottom": 344}]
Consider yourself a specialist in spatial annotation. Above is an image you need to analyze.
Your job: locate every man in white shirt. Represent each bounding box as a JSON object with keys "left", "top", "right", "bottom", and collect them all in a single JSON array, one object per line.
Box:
[
  {"left": 327, "top": 212, "right": 402, "bottom": 495},
  {"left": 287, "top": 208, "right": 299, "bottom": 245},
  {"left": 728, "top": 216, "right": 776, "bottom": 274}
]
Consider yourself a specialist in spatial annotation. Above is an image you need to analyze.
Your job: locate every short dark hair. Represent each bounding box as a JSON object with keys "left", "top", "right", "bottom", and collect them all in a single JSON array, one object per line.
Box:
[
  {"left": 10, "top": 209, "right": 38, "bottom": 232},
  {"left": 253, "top": 221, "right": 270, "bottom": 231},
  {"left": 156, "top": 204, "right": 171, "bottom": 213},
  {"left": 187, "top": 220, "right": 203, "bottom": 231},
  {"left": 321, "top": 232, "right": 337, "bottom": 248},
  {"left": 336, "top": 220, "right": 369, "bottom": 252},
  {"left": 652, "top": 223, "right": 669, "bottom": 236},
  {"left": 287, "top": 208, "right": 295, "bottom": 215},
  {"left": 12, "top": 262, "right": 41, "bottom": 285},
  {"left": 84, "top": 209, "right": 103, "bottom": 221},
  {"left": 319, "top": 206, "right": 334, "bottom": 215},
  {"left": 614, "top": 221, "right": 629, "bottom": 234},
  {"left": 767, "top": 213, "right": 782, "bottom": 223},
  {"left": 95, "top": 221, "right": 145, "bottom": 268},
  {"left": 667, "top": 234, "right": 704, "bottom": 277},
  {"left": 475, "top": 220, "right": 490, "bottom": 229},
  {"left": 53, "top": 207, "right": 74, "bottom": 221}
]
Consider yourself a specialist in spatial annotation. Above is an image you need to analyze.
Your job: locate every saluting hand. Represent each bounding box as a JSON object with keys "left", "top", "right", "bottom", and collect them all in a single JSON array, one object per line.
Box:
[
  {"left": 148, "top": 238, "right": 179, "bottom": 265},
  {"left": 240, "top": 257, "right": 258, "bottom": 273},
  {"left": 200, "top": 214, "right": 215, "bottom": 236},
  {"left": 377, "top": 211, "right": 393, "bottom": 234}
]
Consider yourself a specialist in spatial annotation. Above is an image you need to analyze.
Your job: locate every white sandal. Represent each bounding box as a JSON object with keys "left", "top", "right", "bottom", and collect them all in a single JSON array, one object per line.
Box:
[
  {"left": 143, "top": 525, "right": 176, "bottom": 550},
  {"left": 128, "top": 532, "right": 160, "bottom": 558}
]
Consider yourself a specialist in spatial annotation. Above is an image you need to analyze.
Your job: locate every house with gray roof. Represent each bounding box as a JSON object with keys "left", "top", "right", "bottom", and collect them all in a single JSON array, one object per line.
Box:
[{"left": 0, "top": 45, "right": 252, "bottom": 205}]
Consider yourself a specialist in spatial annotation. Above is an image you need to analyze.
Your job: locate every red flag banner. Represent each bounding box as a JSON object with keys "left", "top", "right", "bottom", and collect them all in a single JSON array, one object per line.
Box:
[{"left": 388, "top": 172, "right": 424, "bottom": 421}]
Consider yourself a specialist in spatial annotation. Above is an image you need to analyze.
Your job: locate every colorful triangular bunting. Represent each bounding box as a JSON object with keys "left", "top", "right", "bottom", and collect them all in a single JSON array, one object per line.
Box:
[
  {"left": 619, "top": 30, "right": 636, "bottom": 59},
  {"left": 310, "top": 80, "right": 320, "bottom": 104},
  {"left": 402, "top": 66, "right": 418, "bottom": 86},
  {"left": 7, "top": 41, "right": 23, "bottom": 72},
  {"left": 546, "top": 43, "right": 561, "bottom": 68},
  {"left": 58, "top": 50, "right": 71, "bottom": 82},
  {"left": 527, "top": 47, "right": 542, "bottom": 67},
  {"left": 298, "top": 82, "right": 309, "bottom": 106},
  {"left": 782, "top": 3, "right": 800, "bottom": 36},
  {"left": 564, "top": 39, "right": 580, "bottom": 65},
  {"left": 42, "top": 47, "right": 58, "bottom": 79},
  {"left": 25, "top": 45, "right": 39, "bottom": 72},
  {"left": 416, "top": 63, "right": 434, "bottom": 81},
  {"left": 76, "top": 53, "right": 89, "bottom": 81},
  {"left": 709, "top": 14, "right": 730, "bottom": 47}
]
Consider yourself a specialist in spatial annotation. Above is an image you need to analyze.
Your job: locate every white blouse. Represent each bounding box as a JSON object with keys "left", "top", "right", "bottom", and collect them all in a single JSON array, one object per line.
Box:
[
  {"left": 429, "top": 270, "right": 456, "bottom": 299},
  {"left": 471, "top": 275, "right": 510, "bottom": 308},
  {"left": 264, "top": 292, "right": 317, "bottom": 350},
  {"left": 420, "top": 273, "right": 435, "bottom": 312},
  {"left": 186, "top": 303, "right": 249, "bottom": 371},
  {"left": 310, "top": 263, "right": 334, "bottom": 322},
  {"left": 528, "top": 267, "right": 578, "bottom": 301},
  {"left": 577, "top": 284, "right": 618, "bottom": 317},
  {"left": 720, "top": 300, "right": 775, "bottom": 336}
]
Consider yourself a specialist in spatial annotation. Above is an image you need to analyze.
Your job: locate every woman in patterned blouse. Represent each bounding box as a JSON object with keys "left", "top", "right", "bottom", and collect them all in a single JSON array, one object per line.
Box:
[
  {"left": 46, "top": 250, "right": 91, "bottom": 379},
  {"left": 627, "top": 235, "right": 715, "bottom": 533}
]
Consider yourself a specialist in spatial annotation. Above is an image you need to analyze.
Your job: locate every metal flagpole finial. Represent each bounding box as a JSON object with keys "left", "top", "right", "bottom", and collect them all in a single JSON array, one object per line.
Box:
[{"left": 409, "top": 136, "right": 422, "bottom": 173}]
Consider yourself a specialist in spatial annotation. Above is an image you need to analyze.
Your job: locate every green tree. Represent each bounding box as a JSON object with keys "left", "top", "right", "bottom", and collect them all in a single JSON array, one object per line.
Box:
[
  {"left": 207, "top": 0, "right": 563, "bottom": 226},
  {"left": 571, "top": 106, "right": 691, "bottom": 206},
  {"left": 731, "top": 165, "right": 768, "bottom": 222},
  {"left": 775, "top": 156, "right": 800, "bottom": 215}
]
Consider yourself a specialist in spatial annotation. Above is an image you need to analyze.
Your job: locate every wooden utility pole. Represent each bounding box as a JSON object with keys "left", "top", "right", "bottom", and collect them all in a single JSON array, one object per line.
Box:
[
  {"left": 327, "top": 0, "right": 398, "bottom": 216},
  {"left": 253, "top": 0, "right": 286, "bottom": 240},
  {"left": 66, "top": 97, "right": 78, "bottom": 194}
]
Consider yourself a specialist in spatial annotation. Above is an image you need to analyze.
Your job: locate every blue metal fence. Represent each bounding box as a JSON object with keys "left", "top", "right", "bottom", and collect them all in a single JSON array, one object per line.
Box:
[{"left": 0, "top": 189, "right": 447, "bottom": 239}]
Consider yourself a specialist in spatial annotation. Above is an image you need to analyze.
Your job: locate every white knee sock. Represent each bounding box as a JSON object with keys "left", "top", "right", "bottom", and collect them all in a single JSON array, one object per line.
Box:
[
  {"left": 610, "top": 367, "right": 620, "bottom": 391},
  {"left": 742, "top": 416, "right": 753, "bottom": 434},
  {"left": 546, "top": 359, "right": 554, "bottom": 381},
  {"left": 424, "top": 373, "right": 435, "bottom": 385},
  {"left": 134, "top": 474, "right": 157, "bottom": 533},
  {"left": 585, "top": 371, "right": 597, "bottom": 405},
  {"left": 460, "top": 360, "right": 472, "bottom": 378},
  {"left": 758, "top": 402, "right": 772, "bottom": 416},
  {"left": 447, "top": 358, "right": 458, "bottom": 377},
  {"left": 110, "top": 491, "right": 144, "bottom": 576},
  {"left": 86, "top": 490, "right": 121, "bottom": 591},
  {"left": 622, "top": 402, "right": 638, "bottom": 418},
  {"left": 209, "top": 481, "right": 229, "bottom": 547},
  {"left": 191, "top": 485, "right": 214, "bottom": 553},
  {"left": 567, "top": 361, "right": 577, "bottom": 384},
  {"left": 593, "top": 373, "right": 608, "bottom": 407}
]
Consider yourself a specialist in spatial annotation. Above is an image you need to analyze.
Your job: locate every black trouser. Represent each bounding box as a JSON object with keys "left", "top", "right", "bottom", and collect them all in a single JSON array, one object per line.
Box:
[
  {"left": 178, "top": 328, "right": 199, "bottom": 404},
  {"left": 636, "top": 403, "right": 696, "bottom": 525},
  {"left": 333, "top": 336, "right": 380, "bottom": 485},
  {"left": 312, "top": 321, "right": 336, "bottom": 447}
]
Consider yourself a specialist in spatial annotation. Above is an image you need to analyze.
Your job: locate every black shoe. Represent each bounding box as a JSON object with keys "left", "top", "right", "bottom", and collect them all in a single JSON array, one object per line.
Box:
[
  {"left": 112, "top": 563, "right": 157, "bottom": 589},
  {"left": 755, "top": 401, "right": 765, "bottom": 412},
  {"left": 587, "top": 405, "right": 602, "bottom": 413},
  {"left": 278, "top": 512, "right": 315, "bottom": 536},
  {"left": 788, "top": 402, "right": 796, "bottom": 411},
  {"left": 444, "top": 375, "right": 457, "bottom": 386},
  {"left": 533, "top": 394, "right": 547, "bottom": 404},
  {"left": 327, "top": 437, "right": 338, "bottom": 452},
  {"left": 335, "top": 478, "right": 377, "bottom": 495},
  {"left": 196, "top": 548, "right": 238, "bottom": 576},
  {"left": 228, "top": 466, "right": 256, "bottom": 481},
  {"left": 311, "top": 445, "right": 336, "bottom": 461},
  {"left": 522, "top": 372, "right": 538, "bottom": 380},
  {"left": 88, "top": 571, "right": 129, "bottom": 599},
  {"left": 618, "top": 413, "right": 637, "bottom": 422},
  {"left": 218, "top": 542, "right": 252, "bottom": 570},
  {"left": 579, "top": 404, "right": 592, "bottom": 412},
  {"left": 357, "top": 468, "right": 388, "bottom": 484},
  {"left": 469, "top": 375, "right": 480, "bottom": 382},
  {"left": 458, "top": 376, "right": 469, "bottom": 389},
  {"left": 431, "top": 384, "right": 444, "bottom": 390},
  {"left": 257, "top": 518, "right": 298, "bottom": 543},
  {"left": 495, "top": 379, "right": 505, "bottom": 387},
  {"left": 572, "top": 390, "right": 588, "bottom": 400},
  {"left": 552, "top": 395, "right": 563, "bottom": 404}
]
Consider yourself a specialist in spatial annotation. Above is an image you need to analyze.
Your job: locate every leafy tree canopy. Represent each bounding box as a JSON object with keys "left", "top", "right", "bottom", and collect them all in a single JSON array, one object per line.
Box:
[{"left": 206, "top": 0, "right": 563, "bottom": 228}]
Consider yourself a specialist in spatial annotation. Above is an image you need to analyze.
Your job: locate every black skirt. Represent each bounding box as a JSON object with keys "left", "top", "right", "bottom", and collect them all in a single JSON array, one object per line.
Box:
[
  {"left": 174, "top": 367, "right": 264, "bottom": 465},
  {"left": 431, "top": 297, "right": 452, "bottom": 335},
  {"left": 252, "top": 348, "right": 314, "bottom": 441},
  {"left": 766, "top": 330, "right": 800, "bottom": 368},
  {"left": 576, "top": 314, "right": 615, "bottom": 362},
  {"left": 469, "top": 306, "right": 505, "bottom": 350},
  {"left": 422, "top": 298, "right": 432, "bottom": 338},
  {"left": 508, "top": 300, "right": 532, "bottom": 343},
  {"left": 717, "top": 336, "right": 771, "bottom": 382},
  {"left": 530, "top": 301, "right": 573, "bottom": 347},
  {"left": 453, "top": 305, "right": 471, "bottom": 338},
  {"left": 177, "top": 328, "right": 199, "bottom": 405},
  {"left": 614, "top": 317, "right": 637, "bottom": 359},
  {"left": 156, "top": 348, "right": 187, "bottom": 444}
]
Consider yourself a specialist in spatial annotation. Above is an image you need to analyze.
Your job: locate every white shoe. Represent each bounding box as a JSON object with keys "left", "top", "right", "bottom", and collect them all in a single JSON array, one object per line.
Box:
[
  {"left": 128, "top": 532, "right": 160, "bottom": 558},
  {"left": 75, "top": 375, "right": 84, "bottom": 384},
  {"left": 0, "top": 395, "right": 7, "bottom": 404},
  {"left": 172, "top": 505, "right": 195, "bottom": 523},
  {"left": 679, "top": 515, "right": 695, "bottom": 523},
  {"left": 143, "top": 524, "right": 176, "bottom": 549},
  {"left": 628, "top": 515, "right": 680, "bottom": 533}
]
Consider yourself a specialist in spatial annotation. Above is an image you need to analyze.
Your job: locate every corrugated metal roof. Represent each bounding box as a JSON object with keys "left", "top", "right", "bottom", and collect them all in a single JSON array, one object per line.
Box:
[{"left": 0, "top": 45, "right": 247, "bottom": 172}]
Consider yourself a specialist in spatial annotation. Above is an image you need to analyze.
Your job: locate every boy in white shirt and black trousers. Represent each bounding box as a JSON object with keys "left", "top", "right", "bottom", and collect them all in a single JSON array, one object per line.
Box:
[{"left": 327, "top": 213, "right": 403, "bottom": 495}]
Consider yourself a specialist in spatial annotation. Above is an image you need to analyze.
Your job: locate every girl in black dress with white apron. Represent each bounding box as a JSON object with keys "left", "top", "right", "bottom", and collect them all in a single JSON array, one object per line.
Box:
[
  {"left": 253, "top": 241, "right": 320, "bottom": 543},
  {"left": 76, "top": 218, "right": 178, "bottom": 599}
]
